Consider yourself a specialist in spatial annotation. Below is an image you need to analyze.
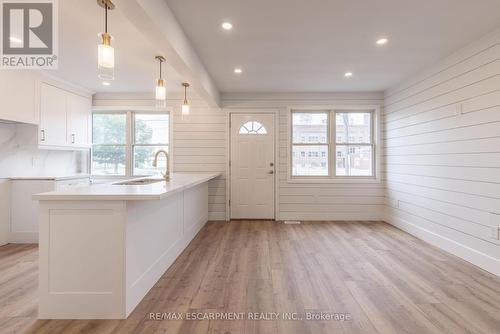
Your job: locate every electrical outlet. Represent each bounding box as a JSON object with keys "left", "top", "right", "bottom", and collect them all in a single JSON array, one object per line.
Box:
[
  {"left": 489, "top": 212, "right": 500, "bottom": 240},
  {"left": 32, "top": 156, "right": 40, "bottom": 168},
  {"left": 455, "top": 104, "right": 463, "bottom": 116}
]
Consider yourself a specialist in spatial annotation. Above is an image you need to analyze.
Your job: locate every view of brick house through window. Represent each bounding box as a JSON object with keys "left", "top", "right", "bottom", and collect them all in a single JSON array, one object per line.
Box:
[{"left": 291, "top": 111, "right": 374, "bottom": 177}]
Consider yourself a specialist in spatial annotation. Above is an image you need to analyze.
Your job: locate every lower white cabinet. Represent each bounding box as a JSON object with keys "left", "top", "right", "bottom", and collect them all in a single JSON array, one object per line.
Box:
[
  {"left": 0, "top": 179, "right": 10, "bottom": 246},
  {"left": 10, "top": 177, "right": 90, "bottom": 243}
]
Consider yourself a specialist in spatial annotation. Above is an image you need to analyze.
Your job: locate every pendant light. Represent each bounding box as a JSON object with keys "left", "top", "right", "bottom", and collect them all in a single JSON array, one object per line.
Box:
[
  {"left": 181, "top": 83, "right": 190, "bottom": 115},
  {"left": 155, "top": 56, "right": 167, "bottom": 108},
  {"left": 97, "top": 0, "right": 115, "bottom": 81}
]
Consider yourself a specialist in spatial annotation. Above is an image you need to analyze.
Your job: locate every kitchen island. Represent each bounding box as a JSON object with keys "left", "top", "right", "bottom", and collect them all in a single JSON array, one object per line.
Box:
[{"left": 33, "top": 173, "right": 220, "bottom": 319}]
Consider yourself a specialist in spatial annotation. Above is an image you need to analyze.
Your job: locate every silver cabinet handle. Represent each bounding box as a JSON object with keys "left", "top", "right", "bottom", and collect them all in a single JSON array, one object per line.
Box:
[
  {"left": 71, "top": 133, "right": 75, "bottom": 144},
  {"left": 40, "top": 129, "right": 45, "bottom": 142}
]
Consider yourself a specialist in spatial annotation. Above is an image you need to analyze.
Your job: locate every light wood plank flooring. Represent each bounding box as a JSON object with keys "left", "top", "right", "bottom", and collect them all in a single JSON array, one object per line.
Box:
[{"left": 1, "top": 221, "right": 500, "bottom": 334}]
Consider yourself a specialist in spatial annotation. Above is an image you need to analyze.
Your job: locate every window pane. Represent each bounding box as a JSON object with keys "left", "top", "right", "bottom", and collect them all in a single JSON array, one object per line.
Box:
[
  {"left": 239, "top": 121, "right": 267, "bottom": 134},
  {"left": 336, "top": 112, "right": 371, "bottom": 144},
  {"left": 92, "top": 145, "right": 126, "bottom": 176},
  {"left": 92, "top": 114, "right": 126, "bottom": 144},
  {"left": 336, "top": 146, "right": 373, "bottom": 176},
  {"left": 292, "top": 145, "right": 328, "bottom": 176},
  {"left": 292, "top": 113, "right": 328, "bottom": 143},
  {"left": 133, "top": 145, "right": 169, "bottom": 176},
  {"left": 134, "top": 114, "right": 169, "bottom": 144}
]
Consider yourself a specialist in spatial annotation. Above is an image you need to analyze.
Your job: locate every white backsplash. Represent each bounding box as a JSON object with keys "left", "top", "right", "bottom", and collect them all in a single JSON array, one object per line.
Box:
[{"left": 0, "top": 123, "right": 88, "bottom": 177}]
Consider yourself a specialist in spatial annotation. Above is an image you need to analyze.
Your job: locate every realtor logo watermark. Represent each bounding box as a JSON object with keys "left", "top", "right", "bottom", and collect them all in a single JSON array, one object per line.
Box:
[{"left": 1, "top": 0, "right": 58, "bottom": 69}]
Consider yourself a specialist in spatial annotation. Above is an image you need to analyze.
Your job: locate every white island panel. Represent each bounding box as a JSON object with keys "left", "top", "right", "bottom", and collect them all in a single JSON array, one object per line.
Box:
[
  {"left": 37, "top": 173, "right": 219, "bottom": 319},
  {"left": 39, "top": 201, "right": 126, "bottom": 319},
  {"left": 125, "top": 191, "right": 184, "bottom": 316}
]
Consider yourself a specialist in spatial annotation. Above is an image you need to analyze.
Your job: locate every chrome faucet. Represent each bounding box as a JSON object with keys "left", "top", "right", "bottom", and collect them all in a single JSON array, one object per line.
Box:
[{"left": 152, "top": 150, "right": 170, "bottom": 180}]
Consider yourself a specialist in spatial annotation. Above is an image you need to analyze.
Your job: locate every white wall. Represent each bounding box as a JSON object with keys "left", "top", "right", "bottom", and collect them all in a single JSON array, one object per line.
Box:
[
  {"left": 382, "top": 28, "right": 500, "bottom": 276},
  {"left": 94, "top": 92, "right": 384, "bottom": 222},
  {"left": 0, "top": 123, "right": 88, "bottom": 178},
  {"left": 93, "top": 94, "right": 227, "bottom": 221},
  {"left": 223, "top": 92, "right": 385, "bottom": 221}
]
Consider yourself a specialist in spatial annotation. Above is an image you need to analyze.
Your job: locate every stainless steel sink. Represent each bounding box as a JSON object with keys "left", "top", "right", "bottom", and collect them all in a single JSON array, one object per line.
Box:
[{"left": 112, "top": 178, "right": 165, "bottom": 185}]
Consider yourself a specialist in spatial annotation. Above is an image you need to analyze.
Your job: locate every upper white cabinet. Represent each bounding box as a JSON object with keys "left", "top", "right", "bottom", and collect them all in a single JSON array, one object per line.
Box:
[
  {"left": 39, "top": 83, "right": 68, "bottom": 147},
  {"left": 67, "top": 92, "right": 91, "bottom": 148},
  {"left": 38, "top": 82, "right": 91, "bottom": 149},
  {"left": 0, "top": 71, "right": 38, "bottom": 124},
  {"left": 0, "top": 70, "right": 91, "bottom": 150}
]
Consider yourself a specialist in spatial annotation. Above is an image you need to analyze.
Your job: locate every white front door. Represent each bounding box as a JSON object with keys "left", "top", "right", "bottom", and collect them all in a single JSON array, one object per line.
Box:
[{"left": 230, "top": 113, "right": 275, "bottom": 219}]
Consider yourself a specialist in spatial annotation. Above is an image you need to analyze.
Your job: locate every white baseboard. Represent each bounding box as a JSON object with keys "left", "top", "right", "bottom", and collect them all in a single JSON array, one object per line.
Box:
[
  {"left": 385, "top": 215, "right": 500, "bottom": 277},
  {"left": 9, "top": 231, "right": 38, "bottom": 243},
  {"left": 126, "top": 238, "right": 184, "bottom": 317}
]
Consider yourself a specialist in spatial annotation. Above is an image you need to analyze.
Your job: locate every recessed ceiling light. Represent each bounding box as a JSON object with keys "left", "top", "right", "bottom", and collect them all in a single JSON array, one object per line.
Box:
[
  {"left": 222, "top": 22, "right": 233, "bottom": 30},
  {"left": 102, "top": 81, "right": 111, "bottom": 86},
  {"left": 376, "top": 38, "right": 388, "bottom": 45},
  {"left": 344, "top": 72, "right": 353, "bottom": 77},
  {"left": 234, "top": 68, "right": 242, "bottom": 74}
]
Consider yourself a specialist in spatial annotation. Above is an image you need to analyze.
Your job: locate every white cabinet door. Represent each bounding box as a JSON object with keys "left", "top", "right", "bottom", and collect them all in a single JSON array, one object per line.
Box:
[
  {"left": 0, "top": 71, "right": 37, "bottom": 124},
  {"left": 39, "top": 83, "right": 67, "bottom": 147},
  {"left": 67, "top": 93, "right": 91, "bottom": 148},
  {"left": 11, "top": 180, "right": 55, "bottom": 243},
  {"left": 0, "top": 179, "right": 10, "bottom": 246}
]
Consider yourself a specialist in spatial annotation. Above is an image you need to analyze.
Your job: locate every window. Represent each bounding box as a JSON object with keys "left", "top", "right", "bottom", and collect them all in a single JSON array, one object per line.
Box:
[
  {"left": 92, "top": 113, "right": 127, "bottom": 176},
  {"left": 92, "top": 111, "right": 170, "bottom": 177},
  {"left": 133, "top": 114, "right": 169, "bottom": 176},
  {"left": 335, "top": 112, "right": 373, "bottom": 176},
  {"left": 291, "top": 110, "right": 375, "bottom": 178},
  {"left": 239, "top": 121, "right": 267, "bottom": 134},
  {"left": 291, "top": 112, "right": 329, "bottom": 176}
]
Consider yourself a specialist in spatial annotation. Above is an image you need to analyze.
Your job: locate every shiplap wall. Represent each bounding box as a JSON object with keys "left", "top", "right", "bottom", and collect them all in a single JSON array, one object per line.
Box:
[
  {"left": 382, "top": 28, "right": 500, "bottom": 276},
  {"left": 222, "top": 92, "right": 384, "bottom": 221},
  {"left": 92, "top": 94, "right": 227, "bottom": 221}
]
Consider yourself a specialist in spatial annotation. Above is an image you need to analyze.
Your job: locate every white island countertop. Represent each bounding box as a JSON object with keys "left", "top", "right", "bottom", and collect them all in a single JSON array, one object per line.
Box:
[{"left": 33, "top": 173, "right": 220, "bottom": 201}]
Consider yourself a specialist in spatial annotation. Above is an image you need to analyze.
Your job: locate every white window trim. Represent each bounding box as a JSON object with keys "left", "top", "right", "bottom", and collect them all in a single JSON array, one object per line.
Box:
[
  {"left": 91, "top": 107, "right": 173, "bottom": 179},
  {"left": 286, "top": 105, "right": 381, "bottom": 184}
]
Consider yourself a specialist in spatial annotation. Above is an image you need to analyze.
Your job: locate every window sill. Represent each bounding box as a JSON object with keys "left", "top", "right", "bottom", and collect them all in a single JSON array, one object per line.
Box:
[{"left": 287, "top": 177, "right": 381, "bottom": 184}]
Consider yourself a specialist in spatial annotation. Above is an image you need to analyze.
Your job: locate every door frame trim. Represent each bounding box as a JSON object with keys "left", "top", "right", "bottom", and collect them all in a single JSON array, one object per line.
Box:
[{"left": 225, "top": 109, "right": 280, "bottom": 221}]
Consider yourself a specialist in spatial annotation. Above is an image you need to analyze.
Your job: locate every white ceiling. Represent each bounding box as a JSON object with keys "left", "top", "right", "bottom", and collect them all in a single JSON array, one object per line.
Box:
[
  {"left": 55, "top": 0, "right": 184, "bottom": 93},
  {"left": 165, "top": 0, "right": 500, "bottom": 93}
]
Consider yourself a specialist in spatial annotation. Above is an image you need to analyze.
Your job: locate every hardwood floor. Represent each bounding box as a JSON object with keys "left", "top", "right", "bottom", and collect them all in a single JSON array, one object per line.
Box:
[{"left": 1, "top": 221, "right": 500, "bottom": 334}]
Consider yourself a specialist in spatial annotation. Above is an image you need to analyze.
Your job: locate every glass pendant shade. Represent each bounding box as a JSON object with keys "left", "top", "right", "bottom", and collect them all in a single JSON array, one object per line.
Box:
[
  {"left": 156, "top": 78, "right": 166, "bottom": 100},
  {"left": 181, "top": 82, "right": 190, "bottom": 115},
  {"left": 181, "top": 101, "right": 190, "bottom": 115},
  {"left": 98, "top": 33, "right": 114, "bottom": 80},
  {"left": 156, "top": 78, "right": 166, "bottom": 108}
]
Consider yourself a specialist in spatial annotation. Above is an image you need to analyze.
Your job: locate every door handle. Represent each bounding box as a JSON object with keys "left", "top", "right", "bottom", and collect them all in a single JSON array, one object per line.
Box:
[{"left": 268, "top": 170, "right": 274, "bottom": 174}]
